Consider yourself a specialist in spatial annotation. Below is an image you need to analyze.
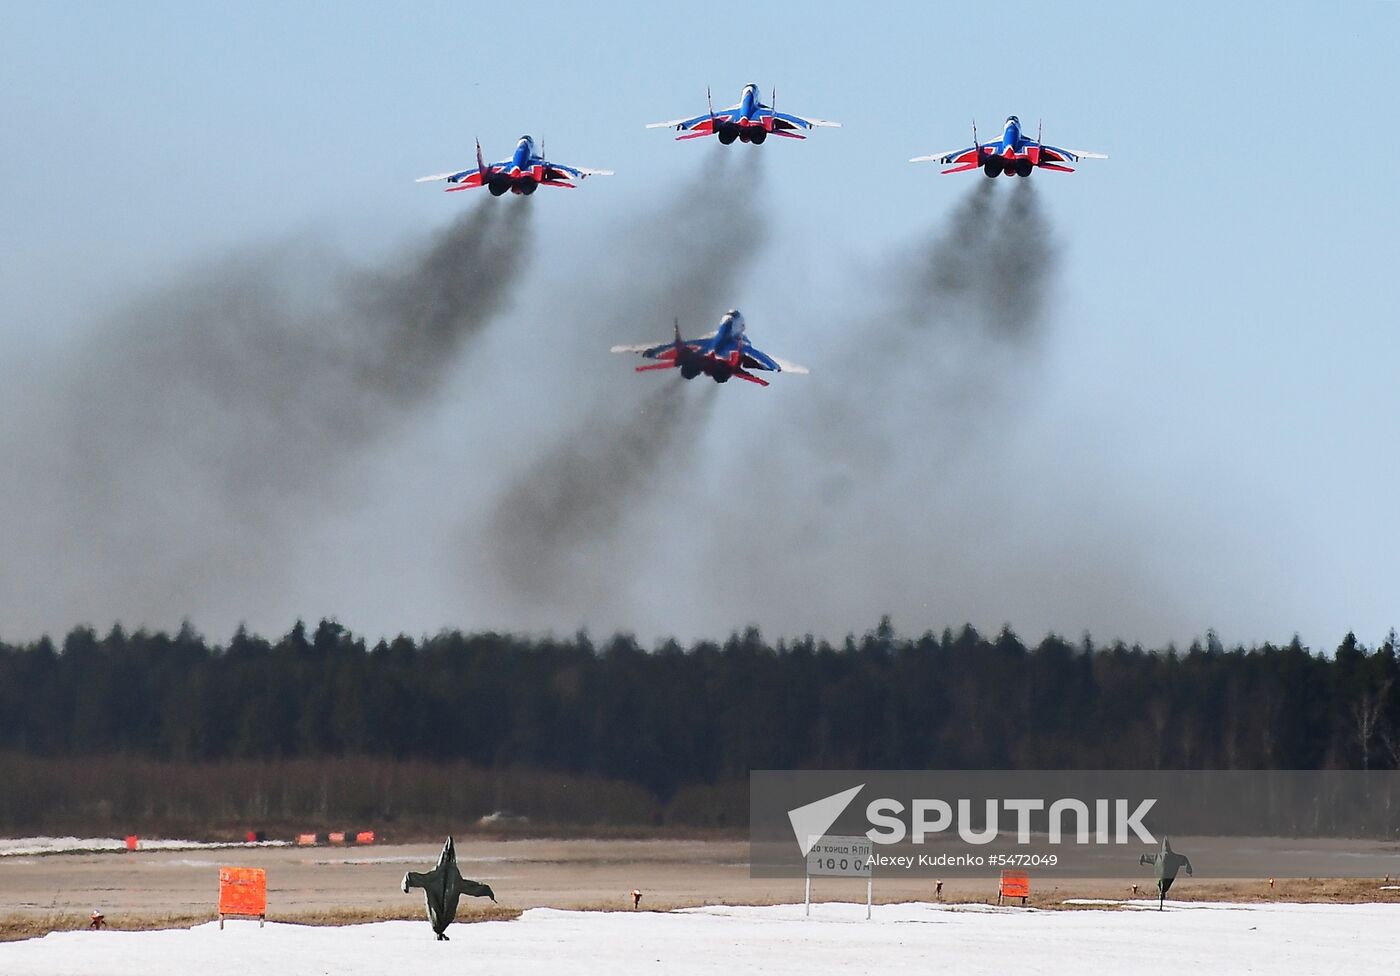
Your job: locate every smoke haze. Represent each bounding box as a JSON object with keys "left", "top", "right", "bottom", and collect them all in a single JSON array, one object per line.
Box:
[
  {"left": 1, "top": 172, "right": 1189, "bottom": 647},
  {"left": 644, "top": 179, "right": 1185, "bottom": 644},
  {"left": 0, "top": 205, "right": 532, "bottom": 635},
  {"left": 474, "top": 149, "right": 763, "bottom": 622}
]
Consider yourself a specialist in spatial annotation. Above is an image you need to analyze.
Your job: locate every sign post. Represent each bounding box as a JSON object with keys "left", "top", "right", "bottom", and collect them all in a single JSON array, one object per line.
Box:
[{"left": 805, "top": 835, "right": 873, "bottom": 920}]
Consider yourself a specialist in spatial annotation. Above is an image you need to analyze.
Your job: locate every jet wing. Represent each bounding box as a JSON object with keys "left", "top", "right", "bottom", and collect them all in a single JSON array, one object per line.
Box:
[
  {"left": 646, "top": 110, "right": 714, "bottom": 131},
  {"left": 762, "top": 109, "right": 840, "bottom": 131},
  {"left": 740, "top": 340, "right": 808, "bottom": 374},
  {"left": 417, "top": 153, "right": 509, "bottom": 188},
  {"left": 611, "top": 329, "right": 717, "bottom": 359},
  {"left": 419, "top": 170, "right": 489, "bottom": 190},
  {"left": 910, "top": 146, "right": 979, "bottom": 166},
  {"left": 611, "top": 339, "right": 703, "bottom": 359},
  {"left": 1029, "top": 143, "right": 1108, "bottom": 163},
  {"left": 415, "top": 168, "right": 485, "bottom": 184},
  {"left": 418, "top": 141, "right": 517, "bottom": 187},
  {"left": 771, "top": 355, "right": 809, "bottom": 374},
  {"left": 545, "top": 162, "right": 615, "bottom": 181},
  {"left": 645, "top": 106, "right": 744, "bottom": 131},
  {"left": 611, "top": 341, "right": 674, "bottom": 356}
]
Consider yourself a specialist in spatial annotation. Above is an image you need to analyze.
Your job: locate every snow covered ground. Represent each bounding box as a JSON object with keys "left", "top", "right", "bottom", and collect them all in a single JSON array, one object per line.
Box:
[
  {"left": 0, "top": 837, "right": 288, "bottom": 857},
  {"left": 2, "top": 900, "right": 1394, "bottom": 975}
]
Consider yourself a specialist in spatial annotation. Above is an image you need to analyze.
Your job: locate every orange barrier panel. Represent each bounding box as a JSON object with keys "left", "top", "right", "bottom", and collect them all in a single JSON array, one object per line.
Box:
[
  {"left": 124, "top": 835, "right": 139, "bottom": 852},
  {"left": 355, "top": 831, "right": 375, "bottom": 845},
  {"left": 296, "top": 833, "right": 318, "bottom": 846},
  {"left": 328, "top": 831, "right": 346, "bottom": 845},
  {"left": 218, "top": 867, "right": 267, "bottom": 928},
  {"left": 999, "top": 871, "right": 1030, "bottom": 904}
]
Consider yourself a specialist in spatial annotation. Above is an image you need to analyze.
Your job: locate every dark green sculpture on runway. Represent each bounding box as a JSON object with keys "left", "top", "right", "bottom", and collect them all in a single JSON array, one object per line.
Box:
[
  {"left": 1139, "top": 836, "right": 1193, "bottom": 910},
  {"left": 402, "top": 836, "right": 497, "bottom": 939}
]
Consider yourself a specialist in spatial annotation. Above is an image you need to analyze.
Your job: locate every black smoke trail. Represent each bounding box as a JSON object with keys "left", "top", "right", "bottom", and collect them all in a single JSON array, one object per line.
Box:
[
  {"left": 477, "top": 148, "right": 767, "bottom": 619},
  {"left": 486, "top": 380, "right": 718, "bottom": 605},
  {"left": 0, "top": 203, "right": 534, "bottom": 635}
]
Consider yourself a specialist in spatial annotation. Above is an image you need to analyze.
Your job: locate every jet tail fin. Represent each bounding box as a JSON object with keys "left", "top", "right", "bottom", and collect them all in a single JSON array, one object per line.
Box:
[{"left": 476, "top": 139, "right": 487, "bottom": 180}]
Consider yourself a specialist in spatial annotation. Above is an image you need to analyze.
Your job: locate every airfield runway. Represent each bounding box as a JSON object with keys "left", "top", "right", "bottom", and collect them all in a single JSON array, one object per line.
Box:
[{"left": 2, "top": 837, "right": 1398, "bottom": 922}]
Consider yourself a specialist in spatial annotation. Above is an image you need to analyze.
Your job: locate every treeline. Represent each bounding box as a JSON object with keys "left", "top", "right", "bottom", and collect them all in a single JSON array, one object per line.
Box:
[
  {"left": 1, "top": 620, "right": 1398, "bottom": 807},
  {"left": 0, "top": 754, "right": 682, "bottom": 835}
]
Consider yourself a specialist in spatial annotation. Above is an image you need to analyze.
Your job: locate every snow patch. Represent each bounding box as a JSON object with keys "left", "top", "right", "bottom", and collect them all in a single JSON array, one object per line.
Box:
[
  {"left": 0, "top": 900, "right": 1396, "bottom": 975},
  {"left": 0, "top": 837, "right": 289, "bottom": 857}
]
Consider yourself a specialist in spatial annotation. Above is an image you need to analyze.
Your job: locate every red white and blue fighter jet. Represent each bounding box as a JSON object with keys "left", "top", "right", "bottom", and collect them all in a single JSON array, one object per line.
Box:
[
  {"left": 611, "top": 310, "right": 808, "bottom": 387},
  {"left": 911, "top": 117, "right": 1106, "bottom": 177},
  {"left": 646, "top": 84, "right": 839, "bottom": 144},
  {"left": 416, "top": 136, "right": 613, "bottom": 195}
]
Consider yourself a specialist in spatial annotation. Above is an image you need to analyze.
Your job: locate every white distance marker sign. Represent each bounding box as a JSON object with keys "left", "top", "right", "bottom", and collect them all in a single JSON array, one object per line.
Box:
[{"left": 806, "top": 835, "right": 872, "bottom": 877}]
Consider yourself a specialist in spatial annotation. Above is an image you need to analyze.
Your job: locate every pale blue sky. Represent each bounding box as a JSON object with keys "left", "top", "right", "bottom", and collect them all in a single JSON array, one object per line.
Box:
[{"left": 0, "top": 2, "right": 1396, "bottom": 648}]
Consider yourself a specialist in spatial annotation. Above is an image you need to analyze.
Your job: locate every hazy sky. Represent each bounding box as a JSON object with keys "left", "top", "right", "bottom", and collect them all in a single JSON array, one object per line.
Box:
[{"left": 0, "top": 2, "right": 1396, "bottom": 650}]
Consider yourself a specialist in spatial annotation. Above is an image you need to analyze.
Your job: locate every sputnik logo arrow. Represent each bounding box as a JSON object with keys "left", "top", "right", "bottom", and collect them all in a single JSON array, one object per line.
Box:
[{"left": 787, "top": 784, "right": 864, "bottom": 856}]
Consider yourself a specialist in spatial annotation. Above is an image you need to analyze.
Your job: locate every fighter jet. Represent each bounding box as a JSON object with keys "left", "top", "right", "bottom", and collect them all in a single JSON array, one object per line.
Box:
[
  {"left": 416, "top": 136, "right": 613, "bottom": 195},
  {"left": 611, "top": 310, "right": 807, "bottom": 387},
  {"left": 911, "top": 116, "right": 1106, "bottom": 177},
  {"left": 646, "top": 84, "right": 839, "bottom": 144},
  {"left": 401, "top": 836, "right": 496, "bottom": 939},
  {"left": 1139, "top": 836, "right": 1193, "bottom": 910}
]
